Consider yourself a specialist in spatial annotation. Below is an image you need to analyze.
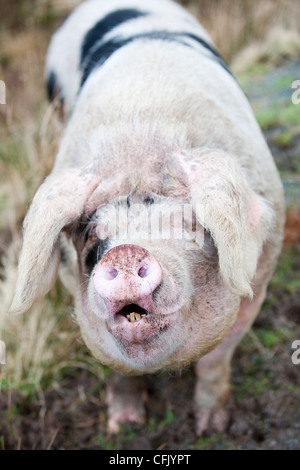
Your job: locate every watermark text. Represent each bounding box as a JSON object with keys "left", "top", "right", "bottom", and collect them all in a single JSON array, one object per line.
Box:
[
  {"left": 291, "top": 80, "right": 300, "bottom": 104},
  {"left": 0, "top": 340, "right": 6, "bottom": 365},
  {"left": 0, "top": 80, "right": 5, "bottom": 105},
  {"left": 95, "top": 203, "right": 205, "bottom": 250},
  {"left": 291, "top": 340, "right": 300, "bottom": 365}
]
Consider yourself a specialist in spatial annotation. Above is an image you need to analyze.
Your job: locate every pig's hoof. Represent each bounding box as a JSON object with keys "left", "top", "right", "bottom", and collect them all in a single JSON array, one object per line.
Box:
[
  {"left": 107, "top": 406, "right": 146, "bottom": 434},
  {"left": 195, "top": 406, "right": 230, "bottom": 437},
  {"left": 106, "top": 375, "right": 147, "bottom": 434}
]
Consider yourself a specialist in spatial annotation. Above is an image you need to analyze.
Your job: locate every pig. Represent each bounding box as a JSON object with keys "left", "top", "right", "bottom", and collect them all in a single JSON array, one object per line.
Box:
[{"left": 9, "top": 0, "right": 285, "bottom": 436}]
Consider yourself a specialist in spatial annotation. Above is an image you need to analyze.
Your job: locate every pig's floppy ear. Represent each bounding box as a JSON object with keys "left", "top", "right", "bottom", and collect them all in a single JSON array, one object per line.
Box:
[
  {"left": 9, "top": 170, "right": 97, "bottom": 315},
  {"left": 179, "top": 150, "right": 274, "bottom": 298}
]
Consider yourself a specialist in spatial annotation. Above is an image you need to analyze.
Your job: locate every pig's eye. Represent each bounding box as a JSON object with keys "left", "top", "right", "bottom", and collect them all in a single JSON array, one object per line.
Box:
[
  {"left": 87, "top": 234, "right": 98, "bottom": 244},
  {"left": 85, "top": 238, "right": 109, "bottom": 273},
  {"left": 82, "top": 219, "right": 109, "bottom": 272},
  {"left": 83, "top": 220, "right": 97, "bottom": 243}
]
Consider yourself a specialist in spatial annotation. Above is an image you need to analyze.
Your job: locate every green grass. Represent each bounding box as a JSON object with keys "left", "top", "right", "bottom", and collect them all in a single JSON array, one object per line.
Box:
[
  {"left": 98, "top": 433, "right": 116, "bottom": 450},
  {"left": 280, "top": 101, "right": 300, "bottom": 126},
  {"left": 146, "top": 416, "right": 157, "bottom": 434},
  {"left": 145, "top": 408, "right": 176, "bottom": 434},
  {"left": 255, "top": 108, "right": 280, "bottom": 130},
  {"left": 0, "top": 133, "right": 29, "bottom": 172},
  {"left": 161, "top": 408, "right": 175, "bottom": 427},
  {"left": 233, "top": 376, "right": 272, "bottom": 405},
  {"left": 0, "top": 377, "right": 9, "bottom": 391},
  {"left": 33, "top": 6, "right": 61, "bottom": 28},
  {"left": 254, "top": 98, "right": 300, "bottom": 134},
  {"left": 236, "top": 62, "right": 271, "bottom": 85},
  {"left": 0, "top": 193, "right": 8, "bottom": 214},
  {"left": 253, "top": 100, "right": 300, "bottom": 131},
  {"left": 273, "top": 129, "right": 293, "bottom": 148},
  {"left": 256, "top": 327, "right": 293, "bottom": 348},
  {"left": 273, "top": 75, "right": 296, "bottom": 89},
  {"left": 236, "top": 59, "right": 300, "bottom": 135},
  {"left": 189, "top": 432, "right": 223, "bottom": 450},
  {"left": 269, "top": 247, "right": 300, "bottom": 295},
  {"left": 0, "top": 54, "right": 11, "bottom": 67}
]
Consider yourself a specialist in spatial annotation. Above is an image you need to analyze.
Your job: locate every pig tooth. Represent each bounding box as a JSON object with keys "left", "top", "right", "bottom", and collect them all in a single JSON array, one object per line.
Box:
[
  {"left": 141, "top": 314, "right": 146, "bottom": 318},
  {"left": 129, "top": 312, "right": 135, "bottom": 322},
  {"left": 127, "top": 312, "right": 142, "bottom": 322}
]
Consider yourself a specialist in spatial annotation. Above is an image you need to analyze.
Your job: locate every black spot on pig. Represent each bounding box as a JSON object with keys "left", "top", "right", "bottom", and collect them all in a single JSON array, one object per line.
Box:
[
  {"left": 80, "top": 29, "right": 232, "bottom": 87},
  {"left": 81, "top": 9, "right": 148, "bottom": 62},
  {"left": 81, "top": 37, "right": 132, "bottom": 86},
  {"left": 47, "top": 70, "right": 57, "bottom": 101},
  {"left": 46, "top": 70, "right": 65, "bottom": 106},
  {"left": 183, "top": 33, "right": 231, "bottom": 75}
]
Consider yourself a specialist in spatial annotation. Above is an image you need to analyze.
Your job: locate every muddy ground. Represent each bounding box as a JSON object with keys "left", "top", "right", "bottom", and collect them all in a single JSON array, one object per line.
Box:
[{"left": 0, "top": 20, "right": 300, "bottom": 452}]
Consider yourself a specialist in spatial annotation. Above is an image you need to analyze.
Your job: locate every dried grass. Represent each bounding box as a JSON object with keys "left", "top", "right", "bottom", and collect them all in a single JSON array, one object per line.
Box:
[{"left": 182, "top": 0, "right": 300, "bottom": 62}]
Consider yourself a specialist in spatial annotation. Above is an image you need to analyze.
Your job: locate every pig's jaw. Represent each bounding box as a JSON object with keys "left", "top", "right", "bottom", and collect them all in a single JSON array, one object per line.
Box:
[
  {"left": 107, "top": 296, "right": 187, "bottom": 351},
  {"left": 77, "top": 288, "right": 240, "bottom": 374},
  {"left": 77, "top": 291, "right": 191, "bottom": 373}
]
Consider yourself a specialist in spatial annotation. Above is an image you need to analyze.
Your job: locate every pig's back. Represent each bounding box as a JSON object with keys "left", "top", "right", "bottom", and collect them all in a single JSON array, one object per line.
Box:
[
  {"left": 46, "top": 0, "right": 284, "bottom": 212},
  {"left": 46, "top": 0, "right": 228, "bottom": 110}
]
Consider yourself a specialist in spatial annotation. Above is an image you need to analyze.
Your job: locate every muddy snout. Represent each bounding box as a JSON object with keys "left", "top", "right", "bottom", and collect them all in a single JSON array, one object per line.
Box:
[{"left": 93, "top": 244, "right": 163, "bottom": 315}]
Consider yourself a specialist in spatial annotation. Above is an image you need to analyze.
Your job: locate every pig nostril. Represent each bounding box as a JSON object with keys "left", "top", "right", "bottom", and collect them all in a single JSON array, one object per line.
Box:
[
  {"left": 99, "top": 266, "right": 118, "bottom": 280},
  {"left": 138, "top": 266, "right": 149, "bottom": 278}
]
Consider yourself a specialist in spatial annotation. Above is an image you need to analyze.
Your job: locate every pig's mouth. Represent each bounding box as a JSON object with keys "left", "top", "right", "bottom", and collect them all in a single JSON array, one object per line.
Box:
[
  {"left": 108, "top": 300, "right": 172, "bottom": 348},
  {"left": 116, "top": 304, "right": 150, "bottom": 323}
]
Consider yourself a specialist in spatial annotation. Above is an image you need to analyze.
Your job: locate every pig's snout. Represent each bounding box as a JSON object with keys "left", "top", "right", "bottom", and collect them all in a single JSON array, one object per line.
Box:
[{"left": 93, "top": 244, "right": 162, "bottom": 314}]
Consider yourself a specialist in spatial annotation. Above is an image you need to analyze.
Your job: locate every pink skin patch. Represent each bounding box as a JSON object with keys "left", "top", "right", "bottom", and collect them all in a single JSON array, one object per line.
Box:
[{"left": 247, "top": 191, "right": 264, "bottom": 232}]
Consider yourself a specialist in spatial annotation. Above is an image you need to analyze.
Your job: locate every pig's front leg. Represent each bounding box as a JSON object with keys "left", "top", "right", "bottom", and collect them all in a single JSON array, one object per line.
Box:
[
  {"left": 106, "top": 373, "right": 148, "bottom": 434},
  {"left": 194, "top": 287, "right": 267, "bottom": 436},
  {"left": 194, "top": 351, "right": 232, "bottom": 436}
]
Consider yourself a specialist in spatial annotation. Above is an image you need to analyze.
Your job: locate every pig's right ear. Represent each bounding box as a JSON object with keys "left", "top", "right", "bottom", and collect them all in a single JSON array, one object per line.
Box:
[
  {"left": 9, "top": 170, "right": 97, "bottom": 315},
  {"left": 178, "top": 150, "right": 275, "bottom": 298}
]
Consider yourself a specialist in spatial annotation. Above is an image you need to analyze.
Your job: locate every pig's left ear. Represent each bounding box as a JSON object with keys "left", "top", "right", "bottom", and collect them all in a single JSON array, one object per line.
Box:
[
  {"left": 178, "top": 150, "right": 275, "bottom": 298},
  {"left": 9, "top": 170, "right": 97, "bottom": 315}
]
